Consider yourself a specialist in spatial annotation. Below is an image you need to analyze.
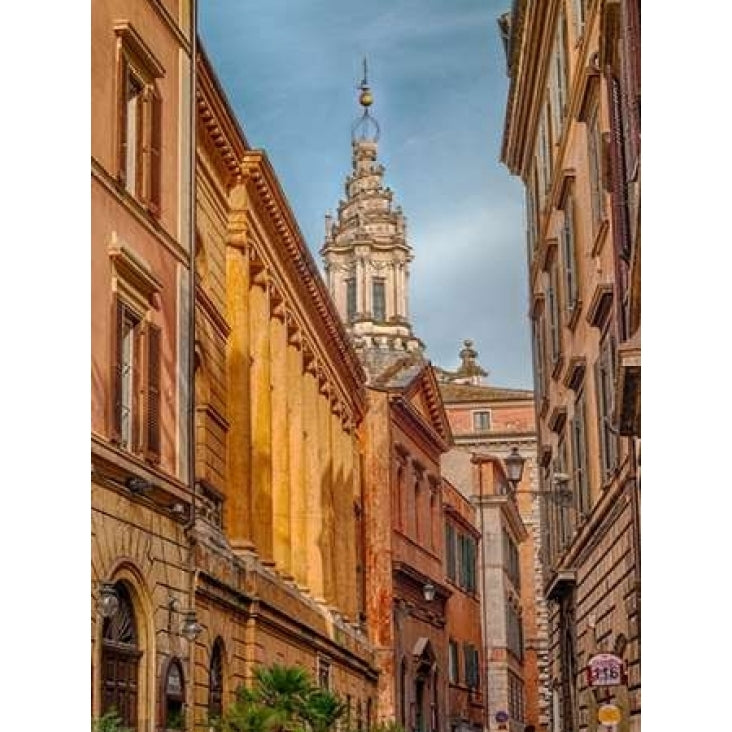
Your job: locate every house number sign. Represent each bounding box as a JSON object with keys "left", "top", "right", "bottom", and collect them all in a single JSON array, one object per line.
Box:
[{"left": 586, "top": 653, "right": 626, "bottom": 687}]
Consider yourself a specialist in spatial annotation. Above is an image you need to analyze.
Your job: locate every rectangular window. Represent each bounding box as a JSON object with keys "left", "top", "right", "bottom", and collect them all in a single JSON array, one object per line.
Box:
[
  {"left": 372, "top": 278, "right": 386, "bottom": 321},
  {"left": 113, "top": 297, "right": 161, "bottom": 461},
  {"left": 540, "top": 105, "right": 552, "bottom": 194},
  {"left": 117, "top": 51, "right": 162, "bottom": 215},
  {"left": 556, "top": 10, "right": 569, "bottom": 121},
  {"left": 532, "top": 315, "right": 546, "bottom": 403},
  {"left": 119, "top": 307, "right": 140, "bottom": 449},
  {"left": 571, "top": 390, "right": 591, "bottom": 518},
  {"left": 508, "top": 672, "right": 525, "bottom": 723},
  {"left": 546, "top": 262, "right": 562, "bottom": 366},
  {"left": 596, "top": 335, "right": 619, "bottom": 482},
  {"left": 503, "top": 529, "right": 521, "bottom": 589},
  {"left": 556, "top": 433, "right": 574, "bottom": 550},
  {"left": 472, "top": 411, "right": 491, "bottom": 432},
  {"left": 526, "top": 168, "right": 539, "bottom": 262},
  {"left": 463, "top": 644, "right": 479, "bottom": 689},
  {"left": 506, "top": 604, "right": 524, "bottom": 660},
  {"left": 448, "top": 640, "right": 459, "bottom": 684},
  {"left": 346, "top": 278, "right": 357, "bottom": 322},
  {"left": 561, "top": 193, "right": 579, "bottom": 315},
  {"left": 587, "top": 102, "right": 606, "bottom": 234},
  {"left": 446, "top": 522, "right": 457, "bottom": 582}
]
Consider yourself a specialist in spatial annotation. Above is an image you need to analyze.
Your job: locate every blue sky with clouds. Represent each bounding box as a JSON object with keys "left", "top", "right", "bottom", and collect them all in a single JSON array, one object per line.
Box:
[{"left": 199, "top": 0, "right": 531, "bottom": 389}]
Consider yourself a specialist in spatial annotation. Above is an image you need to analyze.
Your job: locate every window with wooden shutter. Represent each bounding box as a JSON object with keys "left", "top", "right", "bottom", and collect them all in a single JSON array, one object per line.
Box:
[
  {"left": 546, "top": 261, "right": 562, "bottom": 367},
  {"left": 572, "top": 391, "right": 591, "bottom": 518},
  {"left": 147, "top": 89, "right": 162, "bottom": 216},
  {"left": 114, "top": 23, "right": 165, "bottom": 213},
  {"left": 112, "top": 296, "right": 143, "bottom": 451},
  {"left": 587, "top": 102, "right": 606, "bottom": 234},
  {"left": 595, "top": 335, "right": 619, "bottom": 483},
  {"left": 145, "top": 323, "right": 161, "bottom": 463},
  {"left": 561, "top": 192, "right": 579, "bottom": 316},
  {"left": 446, "top": 522, "right": 456, "bottom": 582}
]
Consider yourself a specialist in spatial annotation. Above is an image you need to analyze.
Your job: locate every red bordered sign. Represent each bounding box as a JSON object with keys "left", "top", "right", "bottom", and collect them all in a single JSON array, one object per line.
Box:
[{"left": 586, "top": 653, "right": 626, "bottom": 687}]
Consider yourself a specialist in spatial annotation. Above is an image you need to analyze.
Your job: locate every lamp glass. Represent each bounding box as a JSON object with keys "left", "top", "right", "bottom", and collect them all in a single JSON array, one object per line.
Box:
[
  {"left": 423, "top": 583, "right": 436, "bottom": 602},
  {"left": 99, "top": 582, "right": 120, "bottom": 619},
  {"left": 181, "top": 611, "right": 202, "bottom": 641},
  {"left": 504, "top": 446, "right": 525, "bottom": 485}
]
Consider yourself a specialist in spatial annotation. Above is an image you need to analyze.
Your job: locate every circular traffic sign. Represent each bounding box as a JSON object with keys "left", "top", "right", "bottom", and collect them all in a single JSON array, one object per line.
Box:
[
  {"left": 598, "top": 704, "right": 622, "bottom": 725},
  {"left": 495, "top": 711, "right": 509, "bottom": 724}
]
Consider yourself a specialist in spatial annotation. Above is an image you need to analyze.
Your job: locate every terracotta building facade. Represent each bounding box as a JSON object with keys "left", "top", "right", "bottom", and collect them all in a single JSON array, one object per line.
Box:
[
  {"left": 438, "top": 343, "right": 549, "bottom": 732},
  {"left": 501, "top": 1, "right": 641, "bottom": 731}
]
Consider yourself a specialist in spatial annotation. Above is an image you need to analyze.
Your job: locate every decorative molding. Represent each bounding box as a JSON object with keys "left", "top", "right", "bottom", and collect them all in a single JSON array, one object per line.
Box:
[
  {"left": 114, "top": 21, "right": 165, "bottom": 78},
  {"left": 547, "top": 405, "right": 568, "bottom": 434},
  {"left": 109, "top": 244, "right": 163, "bottom": 299},
  {"left": 586, "top": 282, "right": 614, "bottom": 329},
  {"left": 562, "top": 356, "right": 587, "bottom": 392}
]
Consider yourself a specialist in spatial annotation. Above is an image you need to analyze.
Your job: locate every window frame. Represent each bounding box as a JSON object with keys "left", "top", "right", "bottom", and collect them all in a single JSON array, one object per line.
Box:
[
  {"left": 114, "top": 22, "right": 164, "bottom": 217},
  {"left": 472, "top": 410, "right": 492, "bottom": 433}
]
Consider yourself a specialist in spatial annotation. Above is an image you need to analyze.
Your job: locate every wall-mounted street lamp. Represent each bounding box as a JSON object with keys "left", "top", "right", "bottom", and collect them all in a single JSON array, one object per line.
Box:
[
  {"left": 422, "top": 582, "right": 436, "bottom": 602},
  {"left": 98, "top": 581, "right": 120, "bottom": 618},
  {"left": 181, "top": 610, "right": 202, "bottom": 642},
  {"left": 472, "top": 447, "right": 573, "bottom": 503},
  {"left": 504, "top": 446, "right": 526, "bottom": 492}
]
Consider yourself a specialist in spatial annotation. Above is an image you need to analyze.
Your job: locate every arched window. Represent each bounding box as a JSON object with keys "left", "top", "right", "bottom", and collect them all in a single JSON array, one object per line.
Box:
[
  {"left": 208, "top": 638, "right": 225, "bottom": 722},
  {"left": 163, "top": 658, "right": 185, "bottom": 730},
  {"left": 101, "top": 582, "right": 141, "bottom": 728}
]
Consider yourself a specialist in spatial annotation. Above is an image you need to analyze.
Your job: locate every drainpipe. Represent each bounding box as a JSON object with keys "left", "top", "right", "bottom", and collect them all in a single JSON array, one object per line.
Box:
[
  {"left": 185, "top": 2, "right": 199, "bottom": 730},
  {"left": 475, "top": 458, "right": 491, "bottom": 732}
]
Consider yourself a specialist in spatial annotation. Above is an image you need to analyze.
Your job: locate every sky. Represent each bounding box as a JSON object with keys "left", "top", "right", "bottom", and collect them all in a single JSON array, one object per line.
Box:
[{"left": 199, "top": 0, "right": 532, "bottom": 388}]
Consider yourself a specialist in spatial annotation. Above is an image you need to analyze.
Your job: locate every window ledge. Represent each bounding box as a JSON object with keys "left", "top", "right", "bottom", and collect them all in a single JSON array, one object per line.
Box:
[
  {"left": 566, "top": 300, "right": 583, "bottom": 331},
  {"left": 591, "top": 219, "right": 610, "bottom": 258}
]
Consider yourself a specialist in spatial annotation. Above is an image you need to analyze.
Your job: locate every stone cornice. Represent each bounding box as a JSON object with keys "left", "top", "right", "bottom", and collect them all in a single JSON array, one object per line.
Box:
[{"left": 196, "top": 48, "right": 249, "bottom": 189}]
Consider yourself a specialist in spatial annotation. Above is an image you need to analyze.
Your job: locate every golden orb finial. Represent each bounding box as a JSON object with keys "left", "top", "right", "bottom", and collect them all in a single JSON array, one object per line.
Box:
[{"left": 359, "top": 88, "right": 373, "bottom": 107}]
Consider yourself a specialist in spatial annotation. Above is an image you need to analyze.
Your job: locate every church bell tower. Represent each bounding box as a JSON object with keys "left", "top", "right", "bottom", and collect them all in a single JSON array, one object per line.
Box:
[{"left": 320, "top": 61, "right": 424, "bottom": 380}]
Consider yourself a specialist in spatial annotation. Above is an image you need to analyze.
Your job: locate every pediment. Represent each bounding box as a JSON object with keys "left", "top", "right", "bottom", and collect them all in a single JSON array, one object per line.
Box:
[{"left": 403, "top": 363, "right": 453, "bottom": 445}]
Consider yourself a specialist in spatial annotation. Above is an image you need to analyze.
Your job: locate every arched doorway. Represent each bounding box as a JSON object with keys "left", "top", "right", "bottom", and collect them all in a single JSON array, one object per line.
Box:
[{"left": 101, "top": 582, "right": 141, "bottom": 728}]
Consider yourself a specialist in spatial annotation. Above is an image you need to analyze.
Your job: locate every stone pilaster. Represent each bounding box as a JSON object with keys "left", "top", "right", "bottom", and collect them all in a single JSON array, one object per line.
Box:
[
  {"left": 225, "top": 194, "right": 254, "bottom": 551},
  {"left": 269, "top": 284, "right": 291, "bottom": 576},
  {"left": 249, "top": 259, "right": 272, "bottom": 562}
]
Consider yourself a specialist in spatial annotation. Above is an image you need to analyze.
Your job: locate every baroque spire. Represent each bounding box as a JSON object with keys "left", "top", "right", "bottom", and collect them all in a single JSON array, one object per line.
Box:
[{"left": 320, "top": 62, "right": 423, "bottom": 381}]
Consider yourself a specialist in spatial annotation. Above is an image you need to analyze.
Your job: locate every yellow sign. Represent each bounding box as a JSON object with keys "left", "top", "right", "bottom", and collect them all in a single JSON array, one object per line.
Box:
[{"left": 598, "top": 704, "right": 622, "bottom": 725}]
